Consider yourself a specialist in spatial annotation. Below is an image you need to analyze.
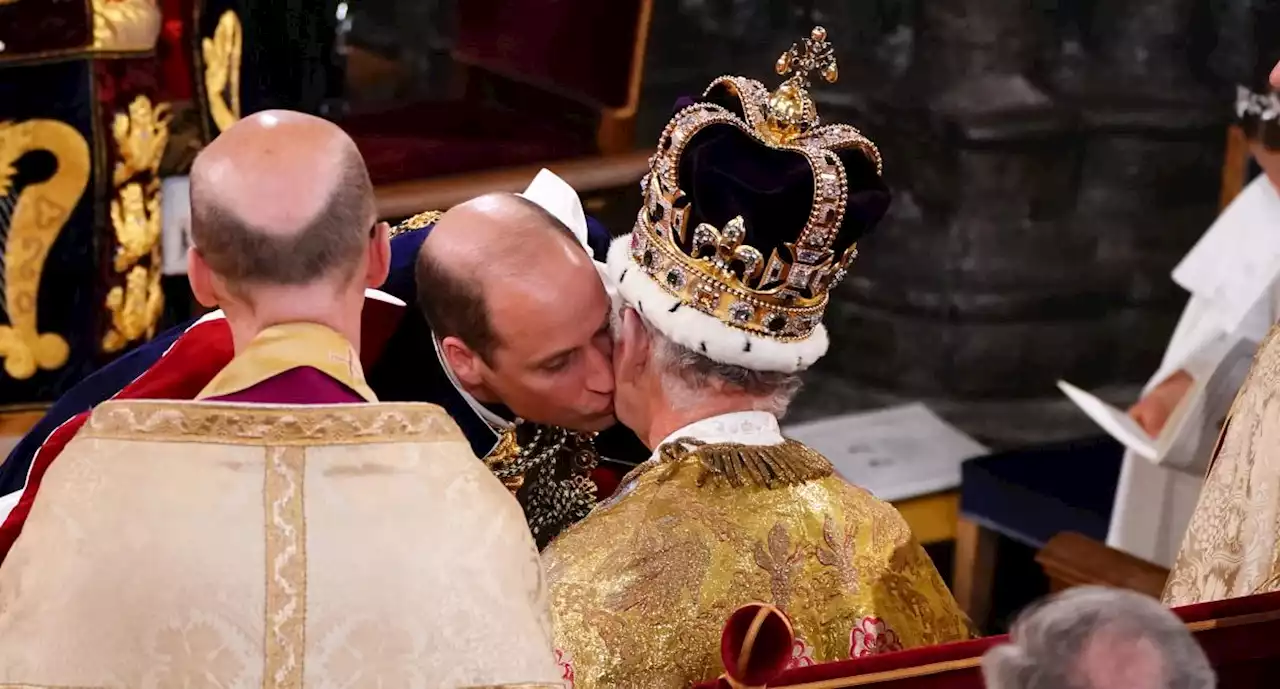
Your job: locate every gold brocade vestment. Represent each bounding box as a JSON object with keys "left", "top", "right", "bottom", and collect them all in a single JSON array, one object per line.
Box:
[
  {"left": 1165, "top": 324, "right": 1280, "bottom": 605},
  {"left": 0, "top": 400, "right": 562, "bottom": 688},
  {"left": 543, "top": 412, "right": 972, "bottom": 689}
]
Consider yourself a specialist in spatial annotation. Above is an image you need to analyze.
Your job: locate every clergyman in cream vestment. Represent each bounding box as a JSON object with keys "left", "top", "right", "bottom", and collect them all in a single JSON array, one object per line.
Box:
[{"left": 0, "top": 400, "right": 563, "bottom": 689}]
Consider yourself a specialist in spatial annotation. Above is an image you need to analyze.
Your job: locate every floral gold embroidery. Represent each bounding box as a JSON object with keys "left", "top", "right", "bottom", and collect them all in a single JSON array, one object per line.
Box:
[
  {"left": 850, "top": 617, "right": 902, "bottom": 658},
  {"left": 555, "top": 648, "right": 576, "bottom": 688},
  {"left": 544, "top": 439, "right": 972, "bottom": 689},
  {"left": 753, "top": 522, "right": 803, "bottom": 611},
  {"left": 816, "top": 514, "right": 860, "bottom": 593},
  {"left": 1165, "top": 325, "right": 1280, "bottom": 606},
  {"left": 788, "top": 637, "right": 817, "bottom": 669}
]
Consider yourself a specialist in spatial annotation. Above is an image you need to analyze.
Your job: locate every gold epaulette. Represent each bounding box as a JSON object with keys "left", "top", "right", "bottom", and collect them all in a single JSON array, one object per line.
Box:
[
  {"left": 390, "top": 210, "right": 443, "bottom": 238},
  {"left": 657, "top": 437, "right": 833, "bottom": 489}
]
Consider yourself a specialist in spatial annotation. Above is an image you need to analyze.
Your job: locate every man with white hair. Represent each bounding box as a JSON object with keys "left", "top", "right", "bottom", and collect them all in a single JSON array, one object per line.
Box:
[
  {"left": 982, "top": 587, "right": 1215, "bottom": 689},
  {"left": 541, "top": 27, "right": 972, "bottom": 689}
]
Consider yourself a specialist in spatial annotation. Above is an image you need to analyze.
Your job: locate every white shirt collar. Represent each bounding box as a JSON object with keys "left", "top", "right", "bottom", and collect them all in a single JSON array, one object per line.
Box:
[
  {"left": 651, "top": 410, "right": 783, "bottom": 457},
  {"left": 596, "top": 410, "right": 784, "bottom": 509}
]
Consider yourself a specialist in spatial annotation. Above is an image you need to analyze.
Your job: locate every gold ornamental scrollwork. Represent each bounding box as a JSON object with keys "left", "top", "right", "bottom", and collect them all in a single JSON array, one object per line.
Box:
[
  {"left": 0, "top": 119, "right": 91, "bottom": 380},
  {"left": 91, "top": 0, "right": 162, "bottom": 53},
  {"left": 102, "top": 249, "right": 164, "bottom": 354},
  {"left": 203, "top": 10, "right": 243, "bottom": 133},
  {"left": 104, "top": 94, "right": 171, "bottom": 354},
  {"left": 112, "top": 94, "right": 170, "bottom": 186}
]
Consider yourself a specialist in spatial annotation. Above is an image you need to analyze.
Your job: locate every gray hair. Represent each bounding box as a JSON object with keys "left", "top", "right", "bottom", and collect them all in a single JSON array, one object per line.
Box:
[
  {"left": 613, "top": 303, "right": 803, "bottom": 417},
  {"left": 982, "top": 587, "right": 1215, "bottom": 689}
]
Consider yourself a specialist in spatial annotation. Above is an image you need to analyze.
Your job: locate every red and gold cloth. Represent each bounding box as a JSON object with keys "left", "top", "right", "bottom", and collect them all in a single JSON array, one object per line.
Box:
[{"left": 696, "top": 591, "right": 1280, "bottom": 689}]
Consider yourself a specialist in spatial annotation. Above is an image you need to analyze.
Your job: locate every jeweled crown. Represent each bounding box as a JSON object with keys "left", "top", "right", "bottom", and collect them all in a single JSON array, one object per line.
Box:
[{"left": 628, "top": 27, "right": 888, "bottom": 342}]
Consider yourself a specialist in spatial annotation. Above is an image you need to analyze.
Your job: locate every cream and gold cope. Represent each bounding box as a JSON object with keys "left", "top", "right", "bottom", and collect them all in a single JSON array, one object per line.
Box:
[
  {"left": 543, "top": 439, "right": 974, "bottom": 688},
  {"left": 1165, "top": 324, "right": 1280, "bottom": 605},
  {"left": 0, "top": 400, "right": 563, "bottom": 688}
]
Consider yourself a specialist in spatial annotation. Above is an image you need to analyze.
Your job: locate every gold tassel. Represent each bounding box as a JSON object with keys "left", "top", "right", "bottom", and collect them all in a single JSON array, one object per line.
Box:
[{"left": 658, "top": 437, "right": 833, "bottom": 490}]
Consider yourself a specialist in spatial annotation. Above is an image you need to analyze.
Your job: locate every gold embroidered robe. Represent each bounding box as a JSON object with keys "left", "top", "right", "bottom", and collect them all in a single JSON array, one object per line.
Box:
[
  {"left": 1165, "top": 324, "right": 1280, "bottom": 605},
  {"left": 542, "top": 412, "right": 972, "bottom": 688},
  {"left": 0, "top": 400, "right": 562, "bottom": 689}
]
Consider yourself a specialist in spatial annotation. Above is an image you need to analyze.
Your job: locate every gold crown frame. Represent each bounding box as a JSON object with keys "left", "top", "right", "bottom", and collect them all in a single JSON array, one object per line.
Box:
[{"left": 627, "top": 27, "right": 882, "bottom": 342}]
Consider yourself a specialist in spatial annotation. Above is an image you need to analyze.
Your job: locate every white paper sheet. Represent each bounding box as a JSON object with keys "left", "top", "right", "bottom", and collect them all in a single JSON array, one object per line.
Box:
[
  {"left": 784, "top": 403, "right": 988, "bottom": 502},
  {"left": 1172, "top": 176, "right": 1280, "bottom": 335},
  {"left": 1057, "top": 380, "right": 1158, "bottom": 461}
]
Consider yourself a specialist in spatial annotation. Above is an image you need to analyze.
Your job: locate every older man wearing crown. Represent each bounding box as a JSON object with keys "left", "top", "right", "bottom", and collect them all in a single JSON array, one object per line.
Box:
[{"left": 542, "top": 28, "right": 973, "bottom": 689}]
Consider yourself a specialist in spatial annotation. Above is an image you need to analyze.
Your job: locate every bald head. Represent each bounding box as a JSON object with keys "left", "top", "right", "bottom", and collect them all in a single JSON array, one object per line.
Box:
[
  {"left": 416, "top": 192, "right": 593, "bottom": 359},
  {"left": 190, "top": 110, "right": 375, "bottom": 288}
]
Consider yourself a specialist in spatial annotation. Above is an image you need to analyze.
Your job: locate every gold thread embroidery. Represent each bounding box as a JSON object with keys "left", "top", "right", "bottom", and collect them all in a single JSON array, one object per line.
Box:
[
  {"left": 203, "top": 11, "right": 243, "bottom": 134},
  {"left": 459, "top": 685, "right": 568, "bottom": 688},
  {"left": 1164, "top": 325, "right": 1280, "bottom": 605},
  {"left": 543, "top": 436, "right": 973, "bottom": 688},
  {"left": 0, "top": 685, "right": 107, "bottom": 688},
  {"left": 80, "top": 400, "right": 466, "bottom": 446},
  {"left": 484, "top": 423, "right": 600, "bottom": 548},
  {"left": 103, "top": 95, "right": 171, "bottom": 354},
  {"left": 390, "top": 210, "right": 444, "bottom": 237},
  {"left": 0, "top": 119, "right": 90, "bottom": 379},
  {"left": 752, "top": 522, "right": 803, "bottom": 610},
  {"left": 656, "top": 437, "right": 834, "bottom": 489},
  {"left": 91, "top": 0, "right": 162, "bottom": 53},
  {"left": 264, "top": 445, "right": 306, "bottom": 687}
]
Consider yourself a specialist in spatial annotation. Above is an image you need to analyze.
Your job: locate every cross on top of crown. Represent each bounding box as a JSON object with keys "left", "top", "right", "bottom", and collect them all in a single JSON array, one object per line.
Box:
[{"left": 776, "top": 26, "right": 839, "bottom": 87}]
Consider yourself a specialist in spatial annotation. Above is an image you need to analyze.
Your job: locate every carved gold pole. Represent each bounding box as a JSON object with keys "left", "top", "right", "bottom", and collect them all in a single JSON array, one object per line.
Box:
[{"left": 103, "top": 95, "right": 171, "bottom": 354}]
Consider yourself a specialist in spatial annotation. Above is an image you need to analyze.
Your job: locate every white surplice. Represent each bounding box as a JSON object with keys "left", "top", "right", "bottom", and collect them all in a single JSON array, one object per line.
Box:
[{"left": 1108, "top": 175, "right": 1280, "bottom": 566}]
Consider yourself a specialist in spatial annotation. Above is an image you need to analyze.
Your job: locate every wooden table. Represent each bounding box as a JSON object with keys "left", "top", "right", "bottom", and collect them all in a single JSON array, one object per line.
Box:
[{"left": 893, "top": 490, "right": 960, "bottom": 546}]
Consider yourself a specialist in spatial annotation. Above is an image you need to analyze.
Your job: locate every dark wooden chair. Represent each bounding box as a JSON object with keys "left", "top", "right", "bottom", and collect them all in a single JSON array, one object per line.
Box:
[
  {"left": 342, "top": 0, "right": 655, "bottom": 217},
  {"left": 1035, "top": 531, "right": 1169, "bottom": 598},
  {"left": 1221, "top": 125, "right": 1252, "bottom": 210},
  {"left": 951, "top": 436, "right": 1125, "bottom": 631}
]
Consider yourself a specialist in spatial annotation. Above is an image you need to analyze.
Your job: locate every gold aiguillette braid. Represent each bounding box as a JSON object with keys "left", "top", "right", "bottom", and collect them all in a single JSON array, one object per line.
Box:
[{"left": 658, "top": 437, "right": 833, "bottom": 489}]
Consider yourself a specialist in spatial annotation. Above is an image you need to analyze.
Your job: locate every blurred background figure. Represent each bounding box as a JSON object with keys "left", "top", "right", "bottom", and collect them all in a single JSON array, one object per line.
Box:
[
  {"left": 982, "top": 587, "right": 1216, "bottom": 689},
  {"left": 1108, "top": 0, "right": 1280, "bottom": 569}
]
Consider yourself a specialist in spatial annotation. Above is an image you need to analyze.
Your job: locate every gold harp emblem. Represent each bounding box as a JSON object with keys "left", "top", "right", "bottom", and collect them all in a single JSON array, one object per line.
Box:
[
  {"left": 0, "top": 120, "right": 91, "bottom": 380},
  {"left": 103, "top": 95, "right": 171, "bottom": 354},
  {"left": 203, "top": 11, "right": 243, "bottom": 133}
]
